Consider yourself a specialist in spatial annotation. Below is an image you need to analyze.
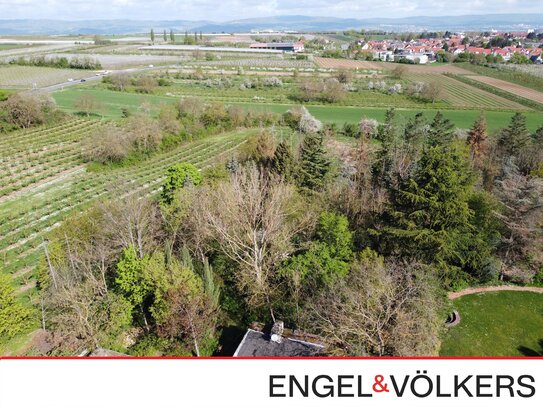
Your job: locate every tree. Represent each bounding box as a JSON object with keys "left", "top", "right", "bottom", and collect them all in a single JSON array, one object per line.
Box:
[
  {"left": 157, "top": 281, "right": 217, "bottom": 356},
  {"left": 283, "top": 212, "right": 353, "bottom": 291},
  {"left": 170, "top": 29, "right": 175, "bottom": 42},
  {"left": 271, "top": 141, "right": 295, "bottom": 181},
  {"left": 82, "top": 124, "right": 131, "bottom": 164},
  {"left": 0, "top": 273, "right": 33, "bottom": 340},
  {"left": 375, "top": 145, "right": 479, "bottom": 285},
  {"left": 392, "top": 64, "right": 408, "bottom": 79},
  {"left": 308, "top": 257, "right": 443, "bottom": 356},
  {"left": 150, "top": 29, "right": 155, "bottom": 43},
  {"left": 403, "top": 112, "right": 428, "bottom": 144},
  {"left": 161, "top": 163, "right": 203, "bottom": 204},
  {"left": 421, "top": 81, "right": 442, "bottom": 104},
  {"left": 426, "top": 111, "right": 455, "bottom": 146},
  {"left": 126, "top": 114, "right": 162, "bottom": 152},
  {"left": 192, "top": 165, "right": 308, "bottom": 320},
  {"left": 298, "top": 132, "right": 331, "bottom": 191},
  {"left": 498, "top": 113, "right": 530, "bottom": 157},
  {"left": 163, "top": 29, "right": 167, "bottom": 42},
  {"left": 109, "top": 73, "right": 130, "bottom": 91},
  {"left": 0, "top": 93, "right": 51, "bottom": 128},
  {"left": 466, "top": 112, "right": 489, "bottom": 168},
  {"left": 115, "top": 246, "right": 152, "bottom": 330},
  {"left": 75, "top": 93, "right": 102, "bottom": 117},
  {"left": 375, "top": 108, "right": 397, "bottom": 146}
]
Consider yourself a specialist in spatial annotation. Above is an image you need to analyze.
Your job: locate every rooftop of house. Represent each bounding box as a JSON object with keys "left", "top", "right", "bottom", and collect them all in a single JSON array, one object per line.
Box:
[{"left": 233, "top": 322, "right": 324, "bottom": 357}]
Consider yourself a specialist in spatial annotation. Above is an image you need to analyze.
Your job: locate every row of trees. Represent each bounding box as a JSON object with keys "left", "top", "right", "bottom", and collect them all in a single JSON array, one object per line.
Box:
[{"left": 9, "top": 55, "right": 102, "bottom": 70}]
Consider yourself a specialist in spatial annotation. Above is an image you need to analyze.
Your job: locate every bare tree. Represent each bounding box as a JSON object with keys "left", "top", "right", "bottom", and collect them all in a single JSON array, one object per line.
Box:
[
  {"left": 99, "top": 194, "right": 161, "bottom": 259},
  {"left": 82, "top": 124, "right": 131, "bottom": 164},
  {"left": 110, "top": 73, "right": 130, "bottom": 91},
  {"left": 0, "top": 93, "right": 51, "bottom": 128},
  {"left": 308, "top": 258, "right": 443, "bottom": 356},
  {"left": 75, "top": 93, "right": 102, "bottom": 117},
  {"left": 191, "top": 164, "right": 309, "bottom": 320}
]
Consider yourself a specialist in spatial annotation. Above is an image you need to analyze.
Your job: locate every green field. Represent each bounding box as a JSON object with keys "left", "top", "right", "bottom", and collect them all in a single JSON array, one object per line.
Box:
[
  {"left": 53, "top": 87, "right": 543, "bottom": 132},
  {"left": 440, "top": 291, "right": 543, "bottom": 356}
]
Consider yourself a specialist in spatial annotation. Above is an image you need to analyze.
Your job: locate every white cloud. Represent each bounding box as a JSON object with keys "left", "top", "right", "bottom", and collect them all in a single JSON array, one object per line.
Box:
[{"left": 0, "top": 0, "right": 541, "bottom": 21}]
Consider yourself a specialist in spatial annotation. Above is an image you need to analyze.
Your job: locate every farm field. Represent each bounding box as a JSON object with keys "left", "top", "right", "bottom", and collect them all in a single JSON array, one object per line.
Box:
[
  {"left": 440, "top": 291, "right": 543, "bottom": 356},
  {"left": 314, "top": 57, "right": 473, "bottom": 74},
  {"left": 405, "top": 72, "right": 528, "bottom": 110},
  {"left": 0, "top": 65, "right": 90, "bottom": 89},
  {"left": 0, "top": 120, "right": 250, "bottom": 293},
  {"left": 314, "top": 57, "right": 384, "bottom": 71},
  {"left": 465, "top": 75, "right": 543, "bottom": 104},
  {"left": 52, "top": 88, "right": 543, "bottom": 132},
  {"left": 458, "top": 62, "right": 543, "bottom": 92},
  {"left": 43, "top": 52, "right": 185, "bottom": 69}
]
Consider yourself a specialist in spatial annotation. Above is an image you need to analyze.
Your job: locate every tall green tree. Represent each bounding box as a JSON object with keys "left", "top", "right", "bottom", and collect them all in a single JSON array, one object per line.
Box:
[
  {"left": 427, "top": 111, "right": 455, "bottom": 146},
  {"left": 0, "top": 273, "right": 33, "bottom": 340},
  {"left": 403, "top": 112, "right": 428, "bottom": 144},
  {"left": 375, "top": 145, "right": 479, "bottom": 285},
  {"left": 163, "top": 29, "right": 167, "bottom": 42},
  {"left": 376, "top": 108, "right": 397, "bottom": 146},
  {"left": 297, "top": 133, "right": 331, "bottom": 191},
  {"left": 271, "top": 140, "right": 295, "bottom": 181},
  {"left": 498, "top": 113, "right": 530, "bottom": 157},
  {"left": 170, "top": 29, "right": 175, "bottom": 42},
  {"left": 150, "top": 29, "right": 155, "bottom": 43}
]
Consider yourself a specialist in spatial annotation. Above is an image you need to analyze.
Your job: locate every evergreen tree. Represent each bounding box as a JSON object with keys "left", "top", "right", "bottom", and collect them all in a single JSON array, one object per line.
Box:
[
  {"left": 403, "top": 112, "right": 428, "bottom": 144},
  {"left": 375, "top": 145, "right": 478, "bottom": 284},
  {"left": 226, "top": 156, "right": 239, "bottom": 174},
  {"left": 170, "top": 29, "right": 175, "bottom": 42},
  {"left": 427, "top": 111, "right": 455, "bottom": 146},
  {"left": 498, "top": 113, "right": 530, "bottom": 156},
  {"left": 194, "top": 32, "right": 198, "bottom": 42},
  {"left": 376, "top": 108, "right": 396, "bottom": 146},
  {"left": 533, "top": 125, "right": 543, "bottom": 144},
  {"left": 163, "top": 29, "right": 167, "bottom": 42},
  {"left": 298, "top": 133, "right": 331, "bottom": 191},
  {"left": 466, "top": 112, "right": 489, "bottom": 165},
  {"left": 200, "top": 31, "right": 203, "bottom": 40},
  {"left": 150, "top": 29, "right": 155, "bottom": 43},
  {"left": 0, "top": 273, "right": 33, "bottom": 339},
  {"left": 271, "top": 140, "right": 295, "bottom": 181}
]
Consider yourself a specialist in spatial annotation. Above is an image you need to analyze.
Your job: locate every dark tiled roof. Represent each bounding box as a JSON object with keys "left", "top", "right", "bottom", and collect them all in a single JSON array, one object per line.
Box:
[{"left": 234, "top": 329, "right": 324, "bottom": 357}]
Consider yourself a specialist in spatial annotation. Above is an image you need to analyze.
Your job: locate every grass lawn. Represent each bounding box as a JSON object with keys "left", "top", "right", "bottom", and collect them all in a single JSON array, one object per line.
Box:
[
  {"left": 53, "top": 88, "right": 543, "bottom": 132},
  {"left": 440, "top": 291, "right": 543, "bottom": 356}
]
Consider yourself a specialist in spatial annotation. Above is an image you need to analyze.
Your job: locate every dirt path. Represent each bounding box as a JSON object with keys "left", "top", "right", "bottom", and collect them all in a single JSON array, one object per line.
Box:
[
  {"left": 466, "top": 75, "right": 543, "bottom": 104},
  {"left": 449, "top": 285, "right": 543, "bottom": 300}
]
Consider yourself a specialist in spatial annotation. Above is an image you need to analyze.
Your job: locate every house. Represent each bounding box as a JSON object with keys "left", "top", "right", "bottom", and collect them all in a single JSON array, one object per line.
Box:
[
  {"left": 234, "top": 321, "right": 324, "bottom": 357},
  {"left": 394, "top": 53, "right": 429, "bottom": 64},
  {"left": 249, "top": 42, "right": 304, "bottom": 52}
]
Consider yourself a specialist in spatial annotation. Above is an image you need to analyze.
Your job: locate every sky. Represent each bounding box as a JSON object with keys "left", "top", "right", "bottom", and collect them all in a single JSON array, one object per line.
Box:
[{"left": 0, "top": 0, "right": 542, "bottom": 21}]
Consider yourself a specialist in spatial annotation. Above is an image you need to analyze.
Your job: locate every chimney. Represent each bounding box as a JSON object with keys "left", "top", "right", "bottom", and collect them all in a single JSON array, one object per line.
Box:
[{"left": 270, "top": 320, "right": 284, "bottom": 344}]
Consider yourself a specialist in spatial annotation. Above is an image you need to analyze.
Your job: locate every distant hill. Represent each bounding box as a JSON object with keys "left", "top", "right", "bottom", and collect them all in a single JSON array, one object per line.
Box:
[{"left": 0, "top": 14, "right": 542, "bottom": 35}]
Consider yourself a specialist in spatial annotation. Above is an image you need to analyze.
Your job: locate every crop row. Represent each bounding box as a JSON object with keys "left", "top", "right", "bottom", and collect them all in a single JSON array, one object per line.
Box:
[{"left": 1, "top": 132, "right": 248, "bottom": 281}]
